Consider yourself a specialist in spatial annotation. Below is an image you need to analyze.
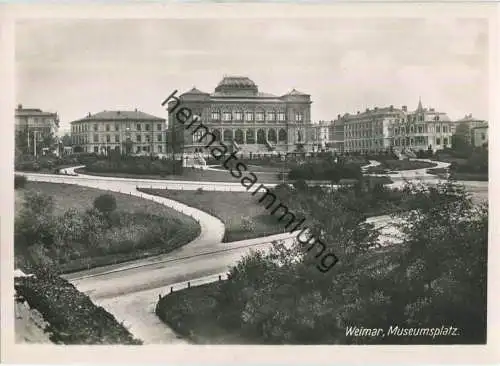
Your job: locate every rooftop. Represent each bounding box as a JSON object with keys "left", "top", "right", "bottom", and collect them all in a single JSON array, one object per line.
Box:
[{"left": 71, "top": 110, "right": 165, "bottom": 123}]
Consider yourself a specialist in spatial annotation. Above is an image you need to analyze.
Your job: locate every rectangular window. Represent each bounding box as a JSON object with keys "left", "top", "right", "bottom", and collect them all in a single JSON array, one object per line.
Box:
[
  {"left": 145, "top": 124, "right": 150, "bottom": 131},
  {"left": 482, "top": 133, "right": 486, "bottom": 140},
  {"left": 278, "top": 112, "right": 286, "bottom": 122},
  {"left": 295, "top": 112, "right": 303, "bottom": 122},
  {"left": 106, "top": 124, "right": 110, "bottom": 132},
  {"left": 158, "top": 145, "right": 163, "bottom": 153},
  {"left": 115, "top": 124, "right": 119, "bottom": 131},
  {"left": 157, "top": 123, "right": 162, "bottom": 131},
  {"left": 443, "top": 138, "right": 448, "bottom": 145},
  {"left": 267, "top": 112, "right": 276, "bottom": 122},
  {"left": 106, "top": 135, "right": 110, "bottom": 143},
  {"left": 115, "top": 135, "right": 120, "bottom": 143},
  {"left": 235, "top": 111, "right": 243, "bottom": 121},
  {"left": 93, "top": 134, "right": 98, "bottom": 143},
  {"left": 245, "top": 112, "right": 254, "bottom": 122},
  {"left": 146, "top": 135, "right": 150, "bottom": 143},
  {"left": 136, "top": 134, "right": 141, "bottom": 142},
  {"left": 157, "top": 134, "right": 162, "bottom": 142},
  {"left": 442, "top": 125, "right": 447, "bottom": 133},
  {"left": 94, "top": 146, "right": 99, "bottom": 153},
  {"left": 256, "top": 112, "right": 264, "bottom": 122},
  {"left": 222, "top": 112, "right": 232, "bottom": 122},
  {"left": 94, "top": 124, "right": 98, "bottom": 131},
  {"left": 436, "top": 125, "right": 441, "bottom": 133},
  {"left": 436, "top": 138, "right": 441, "bottom": 145},
  {"left": 211, "top": 111, "right": 220, "bottom": 121},
  {"left": 137, "top": 124, "right": 141, "bottom": 131}
]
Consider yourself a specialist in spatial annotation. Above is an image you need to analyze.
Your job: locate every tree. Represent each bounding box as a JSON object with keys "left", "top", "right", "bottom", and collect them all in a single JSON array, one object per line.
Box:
[
  {"left": 93, "top": 194, "right": 117, "bottom": 215},
  {"left": 61, "top": 133, "right": 72, "bottom": 146},
  {"left": 451, "top": 122, "right": 473, "bottom": 156}
]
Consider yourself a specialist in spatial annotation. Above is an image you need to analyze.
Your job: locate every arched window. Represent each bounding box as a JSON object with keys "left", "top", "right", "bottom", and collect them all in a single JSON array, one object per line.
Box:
[
  {"left": 235, "top": 129, "right": 244, "bottom": 144},
  {"left": 246, "top": 129, "right": 255, "bottom": 144},
  {"left": 223, "top": 129, "right": 233, "bottom": 142},
  {"left": 278, "top": 128, "right": 287, "bottom": 142},
  {"left": 257, "top": 129, "right": 266, "bottom": 144},
  {"left": 268, "top": 129, "right": 277, "bottom": 143}
]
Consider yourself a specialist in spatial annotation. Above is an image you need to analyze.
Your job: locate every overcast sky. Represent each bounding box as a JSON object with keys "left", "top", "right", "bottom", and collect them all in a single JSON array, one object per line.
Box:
[{"left": 16, "top": 17, "right": 488, "bottom": 132}]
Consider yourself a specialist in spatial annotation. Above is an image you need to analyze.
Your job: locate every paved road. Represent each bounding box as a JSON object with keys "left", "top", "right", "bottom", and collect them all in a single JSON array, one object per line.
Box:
[{"left": 15, "top": 160, "right": 487, "bottom": 343}]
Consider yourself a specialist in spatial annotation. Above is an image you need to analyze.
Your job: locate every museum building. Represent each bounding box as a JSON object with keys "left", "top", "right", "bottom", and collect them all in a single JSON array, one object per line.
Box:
[{"left": 169, "top": 76, "right": 315, "bottom": 156}]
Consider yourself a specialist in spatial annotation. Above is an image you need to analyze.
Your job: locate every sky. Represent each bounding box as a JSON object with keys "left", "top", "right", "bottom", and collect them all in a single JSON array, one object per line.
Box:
[{"left": 15, "top": 17, "right": 489, "bottom": 133}]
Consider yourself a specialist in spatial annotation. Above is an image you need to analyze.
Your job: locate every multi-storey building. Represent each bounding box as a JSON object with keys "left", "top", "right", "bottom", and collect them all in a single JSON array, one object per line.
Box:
[
  {"left": 168, "top": 76, "right": 314, "bottom": 156},
  {"left": 313, "top": 120, "right": 332, "bottom": 152},
  {"left": 471, "top": 125, "right": 488, "bottom": 148},
  {"left": 15, "top": 104, "right": 60, "bottom": 135},
  {"left": 15, "top": 104, "right": 60, "bottom": 155},
  {"left": 329, "top": 117, "right": 345, "bottom": 153},
  {"left": 342, "top": 99, "right": 456, "bottom": 154},
  {"left": 70, "top": 110, "right": 166, "bottom": 155},
  {"left": 454, "top": 114, "right": 488, "bottom": 146}
]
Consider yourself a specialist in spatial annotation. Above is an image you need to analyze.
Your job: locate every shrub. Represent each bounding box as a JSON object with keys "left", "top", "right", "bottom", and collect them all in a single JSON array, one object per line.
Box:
[
  {"left": 196, "top": 187, "right": 204, "bottom": 195},
  {"left": 93, "top": 194, "right": 117, "bottom": 214},
  {"left": 241, "top": 216, "right": 256, "bottom": 232},
  {"left": 14, "top": 175, "right": 27, "bottom": 189}
]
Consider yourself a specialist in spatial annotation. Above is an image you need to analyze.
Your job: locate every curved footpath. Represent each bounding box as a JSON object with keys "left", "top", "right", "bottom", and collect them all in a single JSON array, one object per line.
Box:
[{"left": 15, "top": 160, "right": 487, "bottom": 344}]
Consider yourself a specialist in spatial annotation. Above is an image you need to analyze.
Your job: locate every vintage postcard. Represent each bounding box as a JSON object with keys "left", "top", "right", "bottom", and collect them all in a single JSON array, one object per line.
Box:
[{"left": 1, "top": 2, "right": 498, "bottom": 364}]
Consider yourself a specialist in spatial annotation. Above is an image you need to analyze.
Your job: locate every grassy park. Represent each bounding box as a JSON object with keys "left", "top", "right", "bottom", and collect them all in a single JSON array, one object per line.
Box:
[
  {"left": 15, "top": 182, "right": 201, "bottom": 273},
  {"left": 139, "top": 188, "right": 286, "bottom": 242}
]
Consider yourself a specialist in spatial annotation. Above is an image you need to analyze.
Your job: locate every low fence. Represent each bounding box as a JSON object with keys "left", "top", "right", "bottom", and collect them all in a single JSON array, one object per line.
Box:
[{"left": 157, "top": 272, "right": 230, "bottom": 302}]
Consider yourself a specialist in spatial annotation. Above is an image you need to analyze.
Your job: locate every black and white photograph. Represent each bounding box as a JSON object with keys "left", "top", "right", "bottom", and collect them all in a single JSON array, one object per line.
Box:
[{"left": 1, "top": 2, "right": 497, "bottom": 364}]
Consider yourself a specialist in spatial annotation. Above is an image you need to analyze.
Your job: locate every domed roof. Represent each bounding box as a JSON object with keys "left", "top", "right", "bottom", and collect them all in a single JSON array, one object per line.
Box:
[{"left": 214, "top": 76, "right": 259, "bottom": 94}]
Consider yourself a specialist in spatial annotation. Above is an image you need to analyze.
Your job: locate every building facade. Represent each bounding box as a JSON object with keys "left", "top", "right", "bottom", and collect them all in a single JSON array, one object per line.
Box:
[
  {"left": 168, "top": 76, "right": 314, "bottom": 157},
  {"left": 70, "top": 110, "right": 167, "bottom": 155},
  {"left": 471, "top": 125, "right": 488, "bottom": 147},
  {"left": 342, "top": 99, "right": 456, "bottom": 154},
  {"left": 15, "top": 104, "right": 60, "bottom": 134},
  {"left": 313, "top": 121, "right": 332, "bottom": 152},
  {"left": 15, "top": 104, "right": 60, "bottom": 156}
]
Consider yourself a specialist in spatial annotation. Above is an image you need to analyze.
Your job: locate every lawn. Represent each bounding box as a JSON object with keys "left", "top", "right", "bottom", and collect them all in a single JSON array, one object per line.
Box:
[
  {"left": 366, "top": 159, "right": 437, "bottom": 173},
  {"left": 139, "top": 189, "right": 286, "bottom": 242},
  {"left": 15, "top": 182, "right": 201, "bottom": 273}
]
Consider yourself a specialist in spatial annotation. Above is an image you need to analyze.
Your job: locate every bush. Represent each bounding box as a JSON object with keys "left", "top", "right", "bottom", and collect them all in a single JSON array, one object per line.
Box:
[
  {"left": 196, "top": 188, "right": 204, "bottom": 195},
  {"left": 93, "top": 194, "right": 117, "bottom": 214},
  {"left": 15, "top": 272, "right": 142, "bottom": 344},
  {"left": 15, "top": 175, "right": 27, "bottom": 189}
]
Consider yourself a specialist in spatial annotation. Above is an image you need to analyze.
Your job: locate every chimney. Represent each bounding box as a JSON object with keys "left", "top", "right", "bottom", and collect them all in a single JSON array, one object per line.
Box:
[
  {"left": 337, "top": 114, "right": 341, "bottom": 119},
  {"left": 357, "top": 111, "right": 360, "bottom": 114},
  {"left": 18, "top": 104, "right": 22, "bottom": 110},
  {"left": 374, "top": 107, "right": 378, "bottom": 111},
  {"left": 87, "top": 112, "right": 91, "bottom": 117},
  {"left": 117, "top": 111, "right": 121, "bottom": 115},
  {"left": 366, "top": 108, "right": 369, "bottom": 112},
  {"left": 390, "top": 105, "right": 394, "bottom": 111},
  {"left": 402, "top": 105, "right": 407, "bottom": 112}
]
